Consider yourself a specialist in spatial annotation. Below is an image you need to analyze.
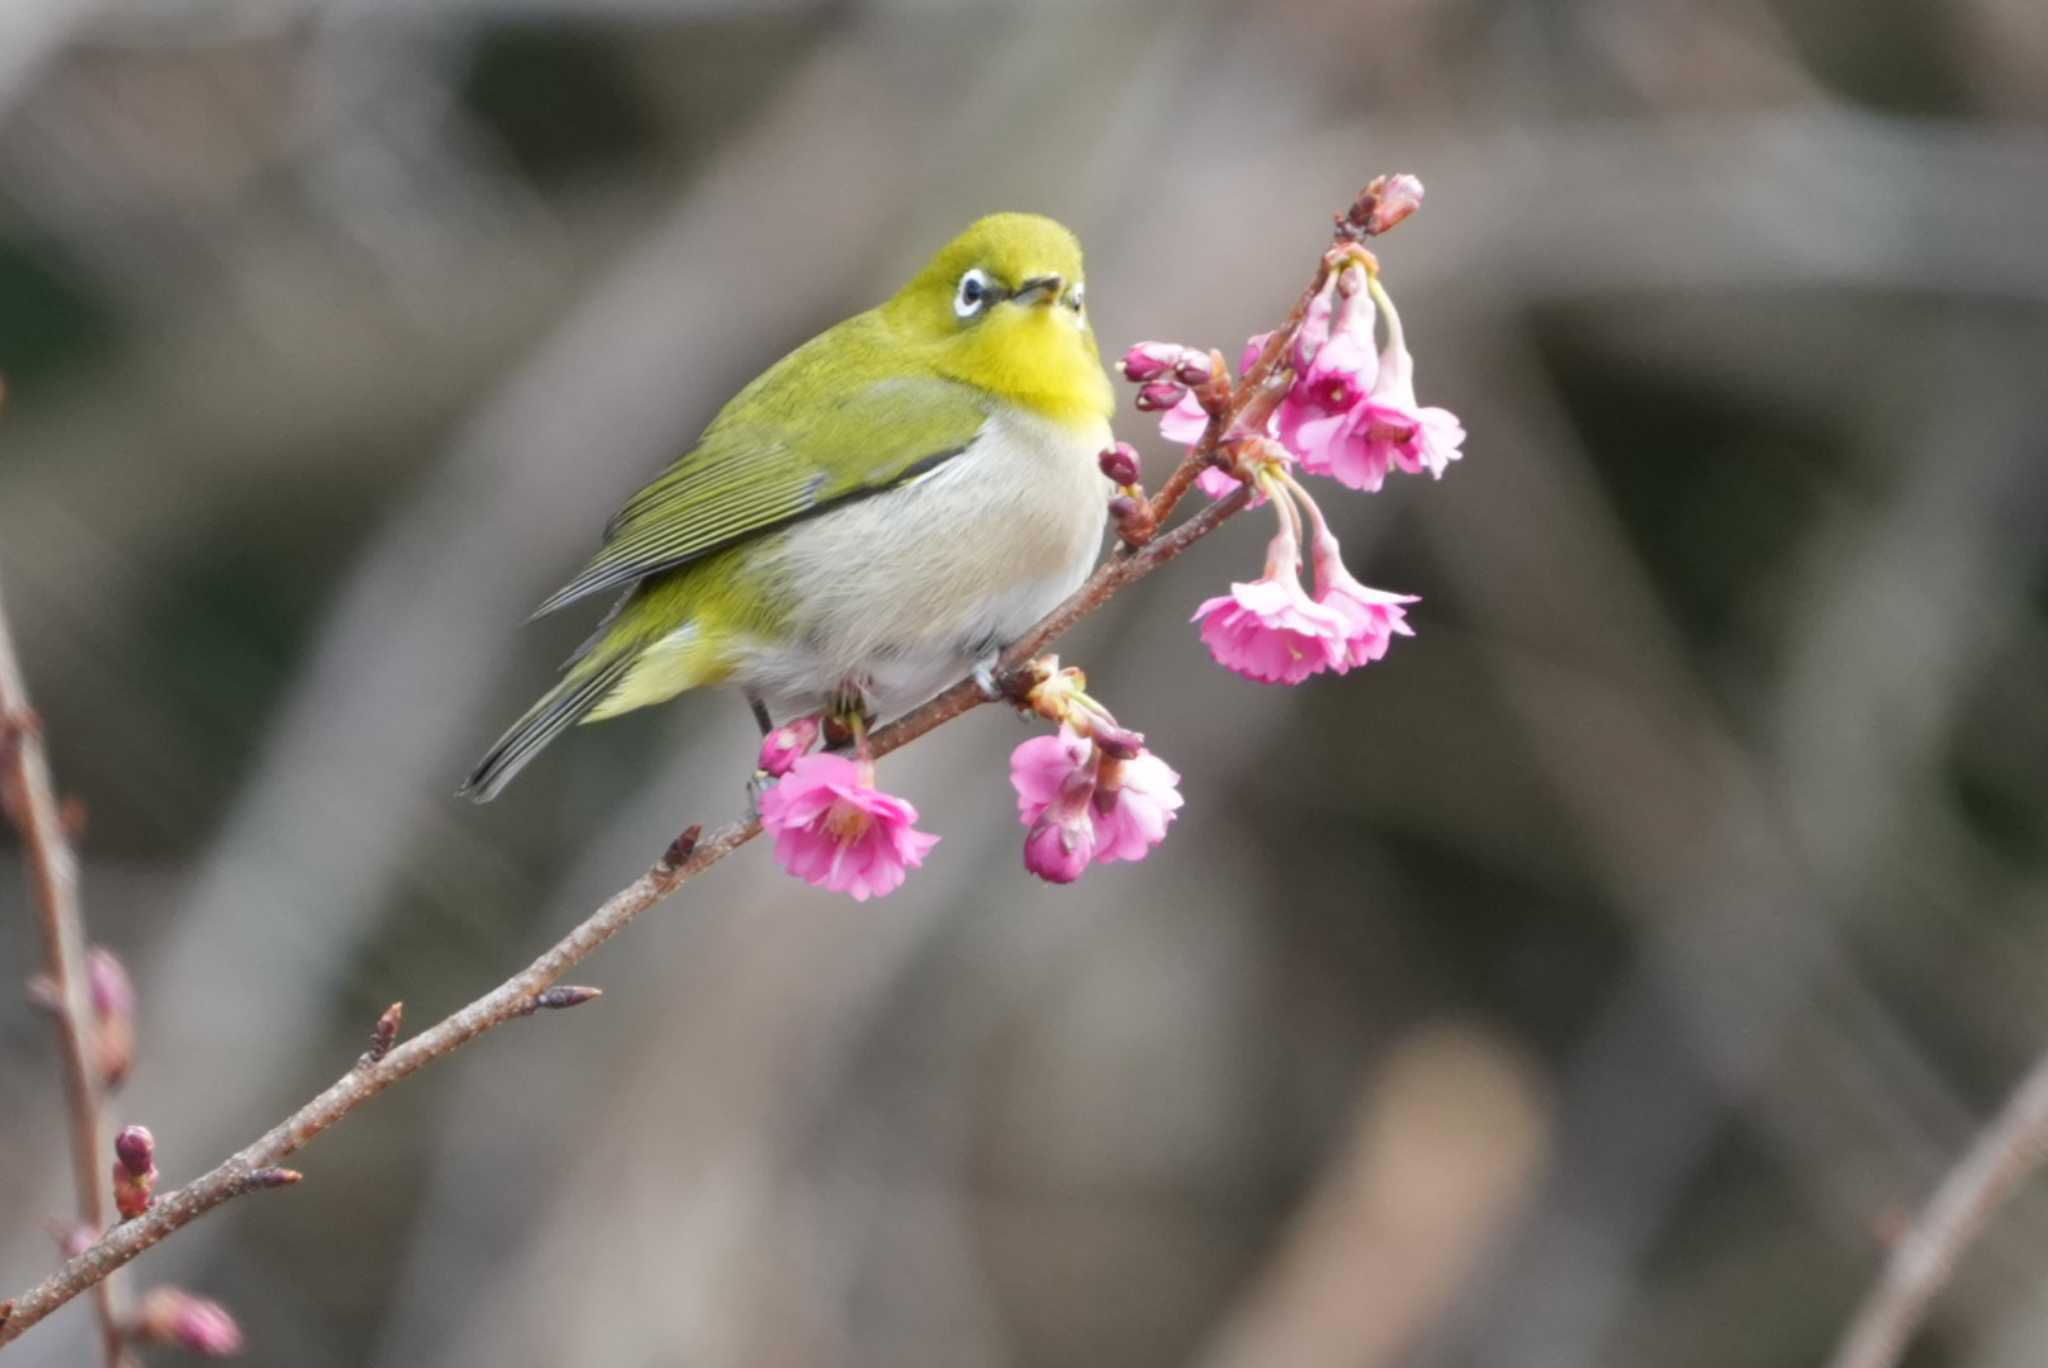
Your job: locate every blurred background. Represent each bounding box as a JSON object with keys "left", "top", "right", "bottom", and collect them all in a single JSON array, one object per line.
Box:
[{"left": 3, "top": 1, "right": 2047, "bottom": 1364}]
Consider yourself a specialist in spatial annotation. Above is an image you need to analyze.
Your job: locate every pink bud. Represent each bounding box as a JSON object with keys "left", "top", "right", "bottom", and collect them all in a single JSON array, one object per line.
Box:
[
  {"left": 86, "top": 947, "right": 136, "bottom": 1089},
  {"left": 135, "top": 1288, "right": 243, "bottom": 1356},
  {"left": 1135, "top": 381, "right": 1186, "bottom": 412},
  {"left": 757, "top": 715, "right": 821, "bottom": 778},
  {"left": 1359, "top": 174, "right": 1425, "bottom": 235},
  {"left": 114, "top": 1125, "right": 154, "bottom": 1177},
  {"left": 1024, "top": 813, "right": 1094, "bottom": 884},
  {"left": 1119, "top": 342, "right": 1180, "bottom": 383},
  {"left": 1097, "top": 442, "right": 1141, "bottom": 486},
  {"left": 1174, "top": 352, "right": 1214, "bottom": 386},
  {"left": 1107, "top": 495, "right": 1156, "bottom": 549},
  {"left": 113, "top": 1124, "right": 157, "bottom": 1219},
  {"left": 86, "top": 947, "right": 134, "bottom": 1020}
]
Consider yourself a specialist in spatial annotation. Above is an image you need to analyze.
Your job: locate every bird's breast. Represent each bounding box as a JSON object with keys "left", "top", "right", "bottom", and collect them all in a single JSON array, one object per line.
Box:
[{"left": 739, "top": 406, "right": 1111, "bottom": 715}]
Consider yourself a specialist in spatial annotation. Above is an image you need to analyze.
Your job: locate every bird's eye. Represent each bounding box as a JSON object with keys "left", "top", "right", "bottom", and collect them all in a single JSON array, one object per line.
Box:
[
  {"left": 1066, "top": 282, "right": 1085, "bottom": 314},
  {"left": 954, "top": 268, "right": 994, "bottom": 320}
]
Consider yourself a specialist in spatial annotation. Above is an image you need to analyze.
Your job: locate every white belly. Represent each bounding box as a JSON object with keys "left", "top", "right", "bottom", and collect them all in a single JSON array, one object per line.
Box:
[{"left": 732, "top": 406, "right": 1111, "bottom": 721}]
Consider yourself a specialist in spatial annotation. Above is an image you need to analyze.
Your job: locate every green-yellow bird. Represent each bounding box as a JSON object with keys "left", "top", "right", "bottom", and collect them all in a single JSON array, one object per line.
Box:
[{"left": 462, "top": 213, "right": 1115, "bottom": 801}]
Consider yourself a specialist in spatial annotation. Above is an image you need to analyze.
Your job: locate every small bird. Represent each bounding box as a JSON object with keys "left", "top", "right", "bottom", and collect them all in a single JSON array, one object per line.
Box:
[{"left": 462, "top": 213, "right": 1115, "bottom": 801}]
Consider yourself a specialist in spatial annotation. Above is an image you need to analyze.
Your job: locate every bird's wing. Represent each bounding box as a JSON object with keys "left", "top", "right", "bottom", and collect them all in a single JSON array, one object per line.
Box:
[{"left": 533, "top": 342, "right": 989, "bottom": 618}]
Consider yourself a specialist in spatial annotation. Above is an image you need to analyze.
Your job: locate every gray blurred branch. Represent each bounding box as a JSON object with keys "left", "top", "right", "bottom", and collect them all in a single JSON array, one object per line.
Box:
[
  {"left": 0, "top": 582, "right": 133, "bottom": 1368},
  {"left": 1829, "top": 1048, "right": 2048, "bottom": 1368}
]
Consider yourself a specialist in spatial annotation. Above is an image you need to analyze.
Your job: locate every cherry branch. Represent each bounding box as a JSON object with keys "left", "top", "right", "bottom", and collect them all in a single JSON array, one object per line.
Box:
[
  {"left": 0, "top": 181, "right": 1409, "bottom": 1352},
  {"left": 0, "top": 587, "right": 135, "bottom": 1367},
  {"left": 1826, "top": 1047, "right": 2048, "bottom": 1368}
]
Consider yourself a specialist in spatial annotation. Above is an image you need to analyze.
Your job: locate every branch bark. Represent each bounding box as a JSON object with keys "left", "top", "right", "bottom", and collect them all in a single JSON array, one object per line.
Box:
[
  {"left": 1827, "top": 1048, "right": 2048, "bottom": 1368},
  {"left": 0, "top": 186, "right": 1389, "bottom": 1349},
  {"left": 0, "top": 587, "right": 134, "bottom": 1367}
]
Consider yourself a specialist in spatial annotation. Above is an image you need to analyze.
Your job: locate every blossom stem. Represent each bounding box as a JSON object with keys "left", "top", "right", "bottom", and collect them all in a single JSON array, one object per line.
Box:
[{"left": 1366, "top": 272, "right": 1405, "bottom": 364}]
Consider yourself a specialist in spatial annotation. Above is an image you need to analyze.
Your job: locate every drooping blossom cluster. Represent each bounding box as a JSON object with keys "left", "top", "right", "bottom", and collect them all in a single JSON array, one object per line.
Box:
[
  {"left": 755, "top": 174, "right": 1455, "bottom": 902},
  {"left": 1123, "top": 191, "right": 1459, "bottom": 688},
  {"left": 1008, "top": 666, "right": 1183, "bottom": 884}
]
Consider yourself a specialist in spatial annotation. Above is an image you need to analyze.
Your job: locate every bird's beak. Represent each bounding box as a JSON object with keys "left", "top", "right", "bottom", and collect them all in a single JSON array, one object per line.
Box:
[{"left": 1012, "top": 275, "right": 1063, "bottom": 308}]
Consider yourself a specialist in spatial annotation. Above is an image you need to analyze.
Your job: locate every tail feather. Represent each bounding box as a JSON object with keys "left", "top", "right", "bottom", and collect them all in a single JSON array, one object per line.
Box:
[{"left": 459, "top": 653, "right": 635, "bottom": 803}]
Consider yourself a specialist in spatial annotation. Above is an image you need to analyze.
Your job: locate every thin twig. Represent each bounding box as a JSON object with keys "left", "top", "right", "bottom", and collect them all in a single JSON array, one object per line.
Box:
[
  {"left": 0, "top": 193, "right": 1378, "bottom": 1350},
  {"left": 1827, "top": 1049, "right": 2048, "bottom": 1368},
  {"left": 0, "top": 587, "right": 135, "bottom": 1367}
]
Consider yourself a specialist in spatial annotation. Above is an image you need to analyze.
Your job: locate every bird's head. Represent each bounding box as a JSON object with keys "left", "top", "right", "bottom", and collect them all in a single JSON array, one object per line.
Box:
[{"left": 887, "top": 213, "right": 1113, "bottom": 429}]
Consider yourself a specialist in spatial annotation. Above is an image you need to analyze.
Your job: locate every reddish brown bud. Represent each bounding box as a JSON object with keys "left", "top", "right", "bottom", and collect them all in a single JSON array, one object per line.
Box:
[
  {"left": 361, "top": 1001, "right": 403, "bottom": 1066},
  {"left": 523, "top": 985, "right": 603, "bottom": 1015},
  {"left": 1134, "top": 381, "right": 1185, "bottom": 412},
  {"left": 1346, "top": 173, "right": 1425, "bottom": 237},
  {"left": 133, "top": 1288, "right": 243, "bottom": 1356},
  {"left": 1118, "top": 342, "right": 1180, "bottom": 383},
  {"left": 661, "top": 824, "right": 702, "bottom": 873},
  {"left": 114, "top": 1125, "right": 154, "bottom": 1177},
  {"left": 113, "top": 1125, "right": 157, "bottom": 1219},
  {"left": 1097, "top": 442, "right": 1141, "bottom": 487},
  {"left": 244, "top": 1167, "right": 302, "bottom": 1191},
  {"left": 1173, "top": 352, "right": 1214, "bottom": 386},
  {"left": 1108, "top": 495, "right": 1157, "bottom": 550}
]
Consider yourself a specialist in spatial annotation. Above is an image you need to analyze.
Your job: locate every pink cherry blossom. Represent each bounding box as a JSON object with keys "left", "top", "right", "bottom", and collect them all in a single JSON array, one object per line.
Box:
[
  {"left": 1011, "top": 726, "right": 1093, "bottom": 825},
  {"left": 1158, "top": 388, "right": 1209, "bottom": 446},
  {"left": 1090, "top": 749, "right": 1183, "bottom": 862},
  {"left": 1191, "top": 528, "right": 1350, "bottom": 686},
  {"left": 759, "top": 753, "right": 938, "bottom": 901},
  {"left": 1293, "top": 279, "right": 1463, "bottom": 491},
  {"left": 1013, "top": 726, "right": 1099, "bottom": 883},
  {"left": 1310, "top": 537, "right": 1416, "bottom": 670},
  {"left": 1011, "top": 725, "right": 1182, "bottom": 879}
]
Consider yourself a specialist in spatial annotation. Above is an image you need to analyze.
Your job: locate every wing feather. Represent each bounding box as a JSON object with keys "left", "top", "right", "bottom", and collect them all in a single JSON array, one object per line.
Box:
[{"left": 534, "top": 318, "right": 989, "bottom": 618}]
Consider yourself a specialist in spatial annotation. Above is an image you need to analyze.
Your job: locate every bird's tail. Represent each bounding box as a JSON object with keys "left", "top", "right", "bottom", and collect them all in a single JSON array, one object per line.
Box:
[{"left": 459, "top": 650, "right": 635, "bottom": 803}]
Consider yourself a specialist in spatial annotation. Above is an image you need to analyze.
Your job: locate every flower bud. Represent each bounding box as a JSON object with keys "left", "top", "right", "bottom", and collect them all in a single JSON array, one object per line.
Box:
[
  {"left": 757, "top": 716, "right": 821, "bottom": 778},
  {"left": 1361, "top": 172, "right": 1425, "bottom": 235},
  {"left": 1173, "top": 352, "right": 1214, "bottom": 386},
  {"left": 114, "top": 1124, "right": 153, "bottom": 1177},
  {"left": 1107, "top": 495, "right": 1156, "bottom": 550},
  {"left": 1118, "top": 342, "right": 1180, "bottom": 383},
  {"left": 1134, "top": 381, "right": 1186, "bottom": 412},
  {"left": 1024, "top": 812, "right": 1094, "bottom": 884},
  {"left": 1097, "top": 442, "right": 1141, "bottom": 487},
  {"left": 87, "top": 946, "right": 136, "bottom": 1089},
  {"left": 113, "top": 1124, "right": 157, "bottom": 1219},
  {"left": 134, "top": 1288, "right": 243, "bottom": 1356}
]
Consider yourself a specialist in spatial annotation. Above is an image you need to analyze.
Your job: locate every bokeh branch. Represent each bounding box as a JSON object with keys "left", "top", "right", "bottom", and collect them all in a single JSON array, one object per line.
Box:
[
  {"left": 0, "top": 586, "right": 133, "bottom": 1367},
  {"left": 0, "top": 184, "right": 1410, "bottom": 1352},
  {"left": 1827, "top": 1048, "right": 2048, "bottom": 1368}
]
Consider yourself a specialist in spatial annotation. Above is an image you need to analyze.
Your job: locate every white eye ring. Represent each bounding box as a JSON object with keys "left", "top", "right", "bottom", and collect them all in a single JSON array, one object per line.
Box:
[
  {"left": 1067, "top": 281, "right": 1085, "bottom": 314},
  {"left": 954, "top": 268, "right": 994, "bottom": 320}
]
